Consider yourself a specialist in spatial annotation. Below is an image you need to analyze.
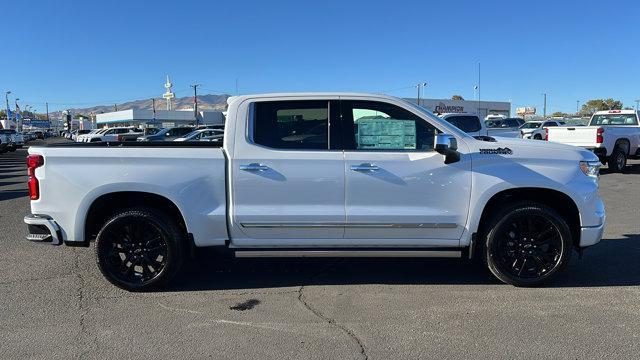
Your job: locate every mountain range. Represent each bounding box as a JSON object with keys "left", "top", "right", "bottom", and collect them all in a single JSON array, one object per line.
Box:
[{"left": 49, "top": 94, "right": 231, "bottom": 118}]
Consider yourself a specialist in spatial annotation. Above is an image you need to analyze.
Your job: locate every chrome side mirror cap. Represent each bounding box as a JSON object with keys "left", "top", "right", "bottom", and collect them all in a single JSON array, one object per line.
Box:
[{"left": 434, "top": 134, "right": 460, "bottom": 164}]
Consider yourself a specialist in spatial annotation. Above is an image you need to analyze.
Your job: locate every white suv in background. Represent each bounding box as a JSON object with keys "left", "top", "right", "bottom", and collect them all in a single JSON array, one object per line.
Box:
[
  {"left": 520, "top": 120, "right": 565, "bottom": 140},
  {"left": 82, "top": 127, "right": 138, "bottom": 142}
]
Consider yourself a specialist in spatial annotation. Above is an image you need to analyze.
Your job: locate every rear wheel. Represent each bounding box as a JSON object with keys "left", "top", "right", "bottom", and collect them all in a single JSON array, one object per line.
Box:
[
  {"left": 608, "top": 147, "right": 627, "bottom": 172},
  {"left": 533, "top": 134, "right": 542, "bottom": 140},
  {"left": 95, "top": 208, "right": 185, "bottom": 291},
  {"left": 483, "top": 202, "right": 572, "bottom": 287}
]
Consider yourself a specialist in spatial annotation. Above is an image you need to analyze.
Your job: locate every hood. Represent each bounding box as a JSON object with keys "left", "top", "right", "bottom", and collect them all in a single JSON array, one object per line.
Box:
[{"left": 466, "top": 136, "right": 598, "bottom": 162}]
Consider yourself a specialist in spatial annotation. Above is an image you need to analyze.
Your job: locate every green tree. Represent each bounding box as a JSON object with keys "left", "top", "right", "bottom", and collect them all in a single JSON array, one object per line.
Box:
[
  {"left": 579, "top": 98, "right": 623, "bottom": 116},
  {"left": 451, "top": 95, "right": 464, "bottom": 100},
  {"left": 551, "top": 111, "right": 570, "bottom": 118}
]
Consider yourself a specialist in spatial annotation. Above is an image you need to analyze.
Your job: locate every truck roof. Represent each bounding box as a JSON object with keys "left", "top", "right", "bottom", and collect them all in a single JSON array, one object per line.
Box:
[
  {"left": 228, "top": 92, "right": 405, "bottom": 104},
  {"left": 593, "top": 109, "right": 638, "bottom": 115}
]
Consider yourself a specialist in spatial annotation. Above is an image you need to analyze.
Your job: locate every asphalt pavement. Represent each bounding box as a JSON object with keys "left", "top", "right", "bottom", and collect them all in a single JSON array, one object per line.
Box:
[{"left": 1, "top": 140, "right": 639, "bottom": 359}]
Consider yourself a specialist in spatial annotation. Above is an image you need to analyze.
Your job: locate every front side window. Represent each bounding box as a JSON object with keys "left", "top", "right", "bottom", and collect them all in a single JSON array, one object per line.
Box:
[
  {"left": 342, "top": 100, "right": 438, "bottom": 151},
  {"left": 253, "top": 101, "right": 329, "bottom": 150}
]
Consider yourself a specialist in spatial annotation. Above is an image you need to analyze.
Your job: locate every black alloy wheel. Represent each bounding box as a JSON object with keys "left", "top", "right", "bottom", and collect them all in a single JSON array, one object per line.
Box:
[
  {"left": 609, "top": 148, "right": 626, "bottom": 172},
  {"left": 95, "top": 208, "right": 184, "bottom": 291},
  {"left": 484, "top": 202, "right": 572, "bottom": 286}
]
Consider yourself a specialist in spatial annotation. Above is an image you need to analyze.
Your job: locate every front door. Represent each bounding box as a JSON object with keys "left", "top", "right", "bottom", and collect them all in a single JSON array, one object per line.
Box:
[
  {"left": 231, "top": 99, "right": 345, "bottom": 246},
  {"left": 341, "top": 100, "right": 472, "bottom": 245}
]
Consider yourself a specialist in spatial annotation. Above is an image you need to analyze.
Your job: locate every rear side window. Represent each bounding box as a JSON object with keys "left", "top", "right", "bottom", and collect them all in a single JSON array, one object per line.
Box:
[
  {"left": 544, "top": 122, "right": 557, "bottom": 127},
  {"left": 253, "top": 101, "right": 330, "bottom": 150},
  {"left": 443, "top": 115, "right": 481, "bottom": 133}
]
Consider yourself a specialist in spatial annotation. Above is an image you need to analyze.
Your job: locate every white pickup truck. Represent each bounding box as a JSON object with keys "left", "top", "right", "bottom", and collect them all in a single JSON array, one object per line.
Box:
[
  {"left": 547, "top": 110, "right": 640, "bottom": 172},
  {"left": 24, "top": 93, "right": 605, "bottom": 290}
]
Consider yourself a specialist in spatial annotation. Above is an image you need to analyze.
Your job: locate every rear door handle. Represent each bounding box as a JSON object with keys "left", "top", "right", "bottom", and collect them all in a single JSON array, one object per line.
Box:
[
  {"left": 350, "top": 163, "right": 380, "bottom": 172},
  {"left": 240, "top": 163, "right": 269, "bottom": 171}
]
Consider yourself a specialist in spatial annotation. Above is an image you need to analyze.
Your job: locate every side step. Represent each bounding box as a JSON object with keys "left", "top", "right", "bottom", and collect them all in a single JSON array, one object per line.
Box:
[{"left": 235, "top": 249, "right": 462, "bottom": 258}]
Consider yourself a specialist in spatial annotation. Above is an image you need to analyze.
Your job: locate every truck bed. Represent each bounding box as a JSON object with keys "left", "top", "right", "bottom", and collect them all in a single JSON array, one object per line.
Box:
[{"left": 29, "top": 142, "right": 228, "bottom": 246}]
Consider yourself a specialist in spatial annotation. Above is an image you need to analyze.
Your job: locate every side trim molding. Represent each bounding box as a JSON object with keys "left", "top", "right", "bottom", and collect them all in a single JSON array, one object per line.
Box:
[
  {"left": 235, "top": 250, "right": 462, "bottom": 258},
  {"left": 240, "top": 222, "right": 458, "bottom": 229}
]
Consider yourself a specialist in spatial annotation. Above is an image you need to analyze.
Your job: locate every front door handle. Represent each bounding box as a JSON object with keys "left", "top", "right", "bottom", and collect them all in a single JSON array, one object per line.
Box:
[
  {"left": 240, "top": 163, "right": 270, "bottom": 171},
  {"left": 350, "top": 163, "right": 380, "bottom": 172}
]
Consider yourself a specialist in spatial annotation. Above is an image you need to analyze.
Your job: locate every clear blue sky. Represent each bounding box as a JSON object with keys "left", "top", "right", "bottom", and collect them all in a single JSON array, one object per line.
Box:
[{"left": 4, "top": 0, "right": 640, "bottom": 114}]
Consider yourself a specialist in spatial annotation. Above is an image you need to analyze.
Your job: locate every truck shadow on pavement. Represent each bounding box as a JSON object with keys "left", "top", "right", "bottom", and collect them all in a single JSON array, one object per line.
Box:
[{"left": 169, "top": 235, "right": 640, "bottom": 291}]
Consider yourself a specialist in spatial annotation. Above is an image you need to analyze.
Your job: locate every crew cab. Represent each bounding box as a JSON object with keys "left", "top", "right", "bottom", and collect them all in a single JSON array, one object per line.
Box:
[
  {"left": 25, "top": 93, "right": 605, "bottom": 291},
  {"left": 547, "top": 110, "right": 640, "bottom": 172}
]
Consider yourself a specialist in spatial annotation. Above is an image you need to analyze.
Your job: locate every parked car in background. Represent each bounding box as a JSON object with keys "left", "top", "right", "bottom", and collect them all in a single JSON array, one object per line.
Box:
[
  {"left": 25, "top": 92, "right": 605, "bottom": 291},
  {"left": 34, "top": 131, "right": 45, "bottom": 140},
  {"left": 439, "top": 114, "right": 521, "bottom": 138},
  {"left": 73, "top": 129, "right": 93, "bottom": 142},
  {"left": 485, "top": 118, "right": 523, "bottom": 138},
  {"left": 13, "top": 131, "right": 25, "bottom": 148},
  {"left": 0, "top": 130, "right": 17, "bottom": 152},
  {"left": 136, "top": 126, "right": 194, "bottom": 141},
  {"left": 81, "top": 127, "right": 141, "bottom": 143},
  {"left": 174, "top": 128, "right": 224, "bottom": 142},
  {"left": 117, "top": 127, "right": 162, "bottom": 142},
  {"left": 76, "top": 129, "right": 102, "bottom": 142},
  {"left": 0, "top": 132, "right": 9, "bottom": 153},
  {"left": 547, "top": 109, "right": 640, "bottom": 172},
  {"left": 520, "top": 120, "right": 565, "bottom": 140}
]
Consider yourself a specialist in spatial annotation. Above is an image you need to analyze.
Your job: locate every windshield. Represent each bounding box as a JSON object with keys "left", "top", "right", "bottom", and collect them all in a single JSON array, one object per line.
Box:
[
  {"left": 401, "top": 101, "right": 472, "bottom": 139},
  {"left": 521, "top": 122, "right": 542, "bottom": 129},
  {"left": 590, "top": 113, "right": 638, "bottom": 126}
]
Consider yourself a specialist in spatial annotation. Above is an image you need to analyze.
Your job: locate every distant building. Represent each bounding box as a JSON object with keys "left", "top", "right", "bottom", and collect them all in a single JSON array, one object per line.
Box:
[
  {"left": 95, "top": 109, "right": 224, "bottom": 127},
  {"left": 404, "top": 98, "right": 511, "bottom": 118}
]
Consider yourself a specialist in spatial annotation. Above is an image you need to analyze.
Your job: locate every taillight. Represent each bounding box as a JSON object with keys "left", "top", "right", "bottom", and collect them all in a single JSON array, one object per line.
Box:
[
  {"left": 596, "top": 127, "right": 604, "bottom": 143},
  {"left": 27, "top": 154, "right": 44, "bottom": 200},
  {"left": 544, "top": 128, "right": 549, "bottom": 141}
]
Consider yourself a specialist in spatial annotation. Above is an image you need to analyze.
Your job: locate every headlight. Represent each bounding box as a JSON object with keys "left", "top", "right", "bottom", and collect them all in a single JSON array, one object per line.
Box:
[{"left": 579, "top": 161, "right": 601, "bottom": 178}]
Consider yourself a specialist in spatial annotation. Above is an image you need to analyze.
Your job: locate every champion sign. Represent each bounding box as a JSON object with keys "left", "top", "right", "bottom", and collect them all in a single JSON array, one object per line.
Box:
[{"left": 434, "top": 102, "right": 464, "bottom": 113}]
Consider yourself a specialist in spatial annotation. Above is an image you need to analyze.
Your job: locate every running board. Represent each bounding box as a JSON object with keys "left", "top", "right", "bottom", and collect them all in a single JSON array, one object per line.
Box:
[{"left": 235, "top": 250, "right": 462, "bottom": 258}]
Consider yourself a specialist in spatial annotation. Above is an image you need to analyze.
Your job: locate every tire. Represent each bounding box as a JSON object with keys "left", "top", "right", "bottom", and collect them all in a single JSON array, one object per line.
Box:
[
  {"left": 533, "top": 134, "right": 542, "bottom": 140},
  {"left": 95, "top": 208, "right": 186, "bottom": 291},
  {"left": 482, "top": 201, "right": 572, "bottom": 287},
  {"left": 608, "top": 147, "right": 627, "bottom": 173}
]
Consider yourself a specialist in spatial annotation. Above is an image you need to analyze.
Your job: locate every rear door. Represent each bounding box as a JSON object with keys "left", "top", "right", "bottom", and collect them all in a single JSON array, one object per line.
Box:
[
  {"left": 231, "top": 99, "right": 346, "bottom": 245},
  {"left": 341, "top": 100, "right": 472, "bottom": 244}
]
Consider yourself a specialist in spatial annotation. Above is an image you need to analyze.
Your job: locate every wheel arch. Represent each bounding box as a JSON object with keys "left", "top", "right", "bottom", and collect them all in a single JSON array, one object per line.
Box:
[
  {"left": 475, "top": 187, "right": 581, "bottom": 248},
  {"left": 83, "top": 191, "right": 189, "bottom": 244},
  {"left": 614, "top": 138, "right": 631, "bottom": 154}
]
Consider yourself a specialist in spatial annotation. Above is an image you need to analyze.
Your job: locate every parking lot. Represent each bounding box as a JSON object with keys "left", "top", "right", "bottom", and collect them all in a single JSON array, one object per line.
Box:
[{"left": 1, "top": 141, "right": 639, "bottom": 359}]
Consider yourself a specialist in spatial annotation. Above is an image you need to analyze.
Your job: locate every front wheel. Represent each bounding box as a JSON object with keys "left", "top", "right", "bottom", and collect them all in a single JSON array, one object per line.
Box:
[
  {"left": 95, "top": 208, "right": 186, "bottom": 291},
  {"left": 483, "top": 202, "right": 572, "bottom": 287}
]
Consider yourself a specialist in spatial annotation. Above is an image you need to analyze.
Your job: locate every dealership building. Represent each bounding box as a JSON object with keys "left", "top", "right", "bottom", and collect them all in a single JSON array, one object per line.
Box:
[
  {"left": 404, "top": 98, "right": 511, "bottom": 118},
  {"left": 95, "top": 109, "right": 225, "bottom": 128}
]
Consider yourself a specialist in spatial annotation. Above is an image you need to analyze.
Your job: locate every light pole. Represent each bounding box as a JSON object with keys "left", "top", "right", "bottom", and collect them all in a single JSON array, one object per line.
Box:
[
  {"left": 416, "top": 82, "right": 427, "bottom": 106},
  {"left": 635, "top": 99, "right": 640, "bottom": 112},
  {"left": 576, "top": 100, "right": 580, "bottom": 115},
  {"left": 191, "top": 84, "right": 201, "bottom": 125},
  {"left": 4, "top": 91, "right": 10, "bottom": 121},
  {"left": 542, "top": 93, "right": 547, "bottom": 118}
]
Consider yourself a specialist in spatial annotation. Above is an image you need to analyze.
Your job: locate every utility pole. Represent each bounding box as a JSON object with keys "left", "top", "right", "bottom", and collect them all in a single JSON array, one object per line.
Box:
[
  {"left": 576, "top": 100, "right": 580, "bottom": 115},
  {"left": 114, "top": 104, "right": 118, "bottom": 112},
  {"left": 46, "top": 102, "right": 49, "bottom": 121},
  {"left": 478, "top": 63, "right": 481, "bottom": 117},
  {"left": 151, "top": 98, "right": 156, "bottom": 125},
  {"left": 191, "top": 84, "right": 201, "bottom": 125},
  {"left": 542, "top": 93, "right": 547, "bottom": 118},
  {"left": 5, "top": 91, "right": 11, "bottom": 121},
  {"left": 635, "top": 99, "right": 640, "bottom": 112}
]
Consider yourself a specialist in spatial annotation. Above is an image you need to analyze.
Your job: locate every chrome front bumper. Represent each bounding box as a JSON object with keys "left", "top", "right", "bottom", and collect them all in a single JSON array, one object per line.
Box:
[{"left": 24, "top": 214, "right": 62, "bottom": 245}]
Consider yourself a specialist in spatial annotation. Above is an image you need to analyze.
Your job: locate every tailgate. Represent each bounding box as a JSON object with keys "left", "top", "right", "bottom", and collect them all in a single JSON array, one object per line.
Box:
[{"left": 547, "top": 126, "right": 597, "bottom": 146}]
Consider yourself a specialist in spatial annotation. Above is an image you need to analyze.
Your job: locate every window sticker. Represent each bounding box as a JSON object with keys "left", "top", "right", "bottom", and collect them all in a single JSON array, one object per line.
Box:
[{"left": 355, "top": 119, "right": 416, "bottom": 150}]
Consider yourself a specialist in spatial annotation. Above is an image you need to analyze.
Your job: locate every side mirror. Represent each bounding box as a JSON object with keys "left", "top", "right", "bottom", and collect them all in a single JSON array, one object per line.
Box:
[{"left": 434, "top": 134, "right": 461, "bottom": 164}]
